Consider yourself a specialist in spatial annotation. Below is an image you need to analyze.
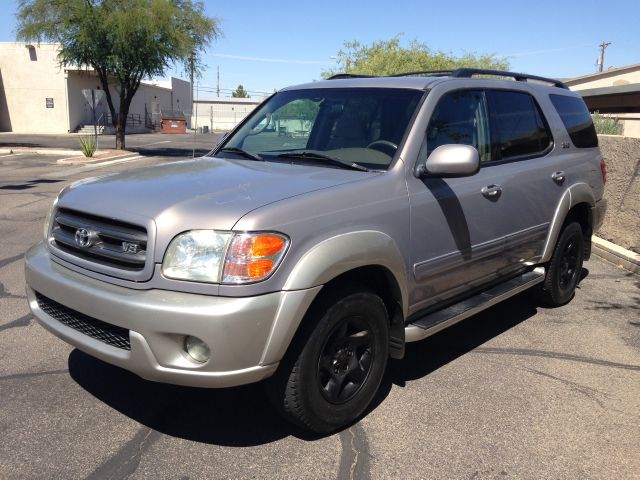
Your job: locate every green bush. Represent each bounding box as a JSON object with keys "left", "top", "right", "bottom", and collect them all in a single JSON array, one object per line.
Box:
[
  {"left": 592, "top": 112, "right": 623, "bottom": 135},
  {"left": 79, "top": 135, "right": 97, "bottom": 157}
]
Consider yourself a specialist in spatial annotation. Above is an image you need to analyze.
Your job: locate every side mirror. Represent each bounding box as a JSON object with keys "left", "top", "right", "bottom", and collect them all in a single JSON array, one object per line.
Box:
[{"left": 418, "top": 144, "right": 480, "bottom": 177}]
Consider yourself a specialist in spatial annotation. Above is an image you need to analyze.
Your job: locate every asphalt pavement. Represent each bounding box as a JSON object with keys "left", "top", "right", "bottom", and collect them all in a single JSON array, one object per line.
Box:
[
  {"left": 0, "top": 131, "right": 220, "bottom": 157},
  {"left": 0, "top": 152, "right": 638, "bottom": 479}
]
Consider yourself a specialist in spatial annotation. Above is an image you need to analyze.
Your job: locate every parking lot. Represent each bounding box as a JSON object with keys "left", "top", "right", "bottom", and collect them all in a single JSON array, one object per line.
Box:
[
  {"left": 0, "top": 131, "right": 219, "bottom": 158},
  {"left": 0, "top": 150, "right": 639, "bottom": 479}
]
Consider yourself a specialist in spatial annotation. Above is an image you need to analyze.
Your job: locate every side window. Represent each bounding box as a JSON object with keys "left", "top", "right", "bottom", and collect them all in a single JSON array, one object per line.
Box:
[
  {"left": 426, "top": 90, "right": 491, "bottom": 162},
  {"left": 487, "top": 90, "right": 552, "bottom": 160},
  {"left": 549, "top": 94, "right": 598, "bottom": 148}
]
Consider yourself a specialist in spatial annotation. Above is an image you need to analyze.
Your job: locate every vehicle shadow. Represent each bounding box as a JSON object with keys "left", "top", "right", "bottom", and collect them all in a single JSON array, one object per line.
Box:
[
  {"left": 69, "top": 290, "right": 541, "bottom": 446},
  {"left": 382, "top": 291, "right": 538, "bottom": 389},
  {"left": 68, "top": 350, "right": 309, "bottom": 446}
]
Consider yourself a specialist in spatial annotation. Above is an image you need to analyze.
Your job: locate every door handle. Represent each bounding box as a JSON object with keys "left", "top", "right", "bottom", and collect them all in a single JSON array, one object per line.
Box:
[
  {"left": 551, "top": 171, "right": 566, "bottom": 184},
  {"left": 481, "top": 184, "right": 502, "bottom": 198}
]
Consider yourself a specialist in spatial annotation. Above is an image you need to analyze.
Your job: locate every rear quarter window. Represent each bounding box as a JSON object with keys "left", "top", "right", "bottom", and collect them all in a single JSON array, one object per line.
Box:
[
  {"left": 549, "top": 94, "right": 598, "bottom": 148},
  {"left": 487, "top": 90, "right": 552, "bottom": 160}
]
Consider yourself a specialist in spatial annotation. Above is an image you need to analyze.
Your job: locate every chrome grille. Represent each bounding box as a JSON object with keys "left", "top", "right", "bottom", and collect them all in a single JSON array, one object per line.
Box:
[
  {"left": 51, "top": 208, "right": 147, "bottom": 271},
  {"left": 35, "top": 291, "right": 131, "bottom": 350}
]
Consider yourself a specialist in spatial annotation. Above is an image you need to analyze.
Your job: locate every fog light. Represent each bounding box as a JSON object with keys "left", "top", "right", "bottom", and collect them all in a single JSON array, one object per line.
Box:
[{"left": 184, "top": 335, "right": 210, "bottom": 363}]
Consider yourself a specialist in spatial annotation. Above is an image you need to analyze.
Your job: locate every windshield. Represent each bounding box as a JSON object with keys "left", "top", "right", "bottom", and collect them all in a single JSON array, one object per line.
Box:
[{"left": 215, "top": 88, "right": 423, "bottom": 170}]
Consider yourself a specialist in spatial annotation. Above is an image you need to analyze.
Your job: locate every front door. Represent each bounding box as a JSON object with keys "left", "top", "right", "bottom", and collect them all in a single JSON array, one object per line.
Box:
[{"left": 406, "top": 87, "right": 556, "bottom": 314}]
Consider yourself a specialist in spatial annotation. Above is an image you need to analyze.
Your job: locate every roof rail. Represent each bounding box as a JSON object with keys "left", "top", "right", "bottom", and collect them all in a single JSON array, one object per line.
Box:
[
  {"left": 327, "top": 73, "right": 374, "bottom": 80},
  {"left": 450, "top": 68, "right": 568, "bottom": 89},
  {"left": 327, "top": 68, "right": 568, "bottom": 89},
  {"left": 387, "top": 70, "right": 454, "bottom": 77}
]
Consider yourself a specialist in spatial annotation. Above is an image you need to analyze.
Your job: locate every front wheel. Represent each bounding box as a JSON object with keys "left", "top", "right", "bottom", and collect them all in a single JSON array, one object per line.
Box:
[
  {"left": 536, "top": 222, "right": 584, "bottom": 307},
  {"left": 266, "top": 286, "right": 389, "bottom": 433}
]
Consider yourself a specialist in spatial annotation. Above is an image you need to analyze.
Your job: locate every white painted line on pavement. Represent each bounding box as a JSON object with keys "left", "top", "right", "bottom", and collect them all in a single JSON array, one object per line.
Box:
[
  {"left": 52, "top": 155, "right": 146, "bottom": 178},
  {"left": 87, "top": 155, "right": 143, "bottom": 167},
  {"left": 0, "top": 153, "right": 21, "bottom": 158},
  {"left": 135, "top": 140, "right": 172, "bottom": 147}
]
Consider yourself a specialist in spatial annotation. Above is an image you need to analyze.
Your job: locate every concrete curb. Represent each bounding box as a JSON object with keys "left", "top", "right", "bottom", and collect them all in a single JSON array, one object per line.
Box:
[
  {"left": 0, "top": 147, "right": 83, "bottom": 156},
  {"left": 57, "top": 151, "right": 136, "bottom": 164},
  {"left": 592, "top": 236, "right": 640, "bottom": 274}
]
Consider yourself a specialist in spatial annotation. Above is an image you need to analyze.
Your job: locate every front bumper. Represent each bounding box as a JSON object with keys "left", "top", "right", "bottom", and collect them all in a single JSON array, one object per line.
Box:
[{"left": 25, "top": 243, "right": 320, "bottom": 388}]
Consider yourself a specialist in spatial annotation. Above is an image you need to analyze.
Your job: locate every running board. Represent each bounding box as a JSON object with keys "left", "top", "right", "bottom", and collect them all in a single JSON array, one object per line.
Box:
[{"left": 405, "top": 267, "right": 545, "bottom": 343}]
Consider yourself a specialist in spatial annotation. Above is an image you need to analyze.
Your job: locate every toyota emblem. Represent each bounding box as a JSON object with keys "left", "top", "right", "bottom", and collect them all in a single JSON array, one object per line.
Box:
[{"left": 74, "top": 228, "right": 93, "bottom": 248}]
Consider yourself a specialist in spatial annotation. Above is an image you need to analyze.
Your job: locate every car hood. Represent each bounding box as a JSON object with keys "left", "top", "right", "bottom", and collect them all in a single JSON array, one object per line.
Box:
[{"left": 57, "top": 156, "right": 375, "bottom": 261}]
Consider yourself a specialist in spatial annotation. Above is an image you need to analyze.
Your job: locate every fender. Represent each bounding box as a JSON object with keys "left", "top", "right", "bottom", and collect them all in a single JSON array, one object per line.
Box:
[
  {"left": 283, "top": 230, "right": 409, "bottom": 313},
  {"left": 259, "top": 231, "right": 409, "bottom": 365},
  {"left": 541, "top": 183, "right": 595, "bottom": 263}
]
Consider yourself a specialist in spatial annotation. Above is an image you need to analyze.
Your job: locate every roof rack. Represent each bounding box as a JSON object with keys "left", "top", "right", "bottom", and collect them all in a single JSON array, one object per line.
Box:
[
  {"left": 327, "top": 73, "right": 374, "bottom": 80},
  {"left": 450, "top": 68, "right": 568, "bottom": 89},
  {"left": 327, "top": 68, "right": 568, "bottom": 89},
  {"left": 388, "top": 70, "right": 454, "bottom": 77}
]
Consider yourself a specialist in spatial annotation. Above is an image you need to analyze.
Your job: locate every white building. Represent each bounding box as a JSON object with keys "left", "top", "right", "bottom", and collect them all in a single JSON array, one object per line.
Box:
[
  {"left": 0, "top": 42, "right": 192, "bottom": 134},
  {"left": 192, "top": 97, "right": 264, "bottom": 132}
]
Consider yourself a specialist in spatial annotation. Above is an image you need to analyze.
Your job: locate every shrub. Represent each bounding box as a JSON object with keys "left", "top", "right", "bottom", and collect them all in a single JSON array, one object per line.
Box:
[
  {"left": 79, "top": 135, "right": 97, "bottom": 157},
  {"left": 592, "top": 112, "right": 623, "bottom": 135}
]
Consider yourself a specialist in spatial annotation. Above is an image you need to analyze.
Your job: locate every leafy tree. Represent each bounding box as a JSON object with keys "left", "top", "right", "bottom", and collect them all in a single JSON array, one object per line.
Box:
[
  {"left": 323, "top": 35, "right": 509, "bottom": 78},
  {"left": 17, "top": 0, "right": 220, "bottom": 149},
  {"left": 232, "top": 84, "right": 249, "bottom": 98}
]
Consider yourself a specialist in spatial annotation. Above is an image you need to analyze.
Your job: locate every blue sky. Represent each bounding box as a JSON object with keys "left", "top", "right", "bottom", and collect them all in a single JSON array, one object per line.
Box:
[{"left": 1, "top": 0, "right": 639, "bottom": 98}]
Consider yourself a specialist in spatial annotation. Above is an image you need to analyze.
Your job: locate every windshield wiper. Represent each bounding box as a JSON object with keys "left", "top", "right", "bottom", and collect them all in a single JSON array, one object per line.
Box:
[
  {"left": 276, "top": 151, "right": 370, "bottom": 172},
  {"left": 218, "top": 147, "right": 264, "bottom": 161}
]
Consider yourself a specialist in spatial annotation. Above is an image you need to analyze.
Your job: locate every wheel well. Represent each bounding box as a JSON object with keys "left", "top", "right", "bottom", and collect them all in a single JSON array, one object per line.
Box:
[
  {"left": 564, "top": 202, "right": 593, "bottom": 259},
  {"left": 323, "top": 266, "right": 400, "bottom": 314},
  {"left": 321, "top": 265, "right": 406, "bottom": 359}
]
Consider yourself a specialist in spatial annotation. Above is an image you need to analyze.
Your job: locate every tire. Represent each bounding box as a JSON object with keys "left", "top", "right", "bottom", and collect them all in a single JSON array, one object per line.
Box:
[
  {"left": 265, "top": 285, "right": 389, "bottom": 433},
  {"left": 536, "top": 222, "right": 584, "bottom": 307}
]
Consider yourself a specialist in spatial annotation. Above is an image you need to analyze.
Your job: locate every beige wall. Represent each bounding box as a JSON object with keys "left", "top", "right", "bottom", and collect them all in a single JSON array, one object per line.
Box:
[
  {"left": 596, "top": 135, "right": 640, "bottom": 251},
  {"left": 0, "top": 42, "right": 191, "bottom": 133},
  {"left": 0, "top": 43, "right": 69, "bottom": 133},
  {"left": 568, "top": 67, "right": 640, "bottom": 91}
]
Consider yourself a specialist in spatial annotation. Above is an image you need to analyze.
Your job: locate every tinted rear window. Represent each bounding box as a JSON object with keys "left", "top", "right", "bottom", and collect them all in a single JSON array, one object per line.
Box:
[
  {"left": 549, "top": 94, "right": 598, "bottom": 148},
  {"left": 488, "top": 90, "right": 552, "bottom": 160}
]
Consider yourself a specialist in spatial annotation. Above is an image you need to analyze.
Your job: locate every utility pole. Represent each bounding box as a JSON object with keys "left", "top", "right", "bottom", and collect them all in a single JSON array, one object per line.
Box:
[
  {"left": 189, "top": 51, "right": 195, "bottom": 131},
  {"left": 598, "top": 41, "right": 611, "bottom": 72},
  {"left": 216, "top": 65, "right": 220, "bottom": 97}
]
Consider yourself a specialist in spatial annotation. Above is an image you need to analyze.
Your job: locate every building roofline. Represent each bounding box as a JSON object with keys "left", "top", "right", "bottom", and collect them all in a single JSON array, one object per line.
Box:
[
  {"left": 577, "top": 83, "right": 640, "bottom": 97},
  {"left": 0, "top": 41, "right": 59, "bottom": 46},
  {"left": 195, "top": 97, "right": 263, "bottom": 104},
  {"left": 565, "top": 63, "right": 640, "bottom": 85}
]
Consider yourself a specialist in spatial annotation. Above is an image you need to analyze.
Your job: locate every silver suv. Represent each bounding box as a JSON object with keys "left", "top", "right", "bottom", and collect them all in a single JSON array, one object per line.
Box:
[{"left": 25, "top": 68, "right": 607, "bottom": 433}]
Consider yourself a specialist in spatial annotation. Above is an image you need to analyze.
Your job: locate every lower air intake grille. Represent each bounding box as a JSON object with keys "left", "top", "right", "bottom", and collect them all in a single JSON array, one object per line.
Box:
[{"left": 35, "top": 292, "right": 131, "bottom": 350}]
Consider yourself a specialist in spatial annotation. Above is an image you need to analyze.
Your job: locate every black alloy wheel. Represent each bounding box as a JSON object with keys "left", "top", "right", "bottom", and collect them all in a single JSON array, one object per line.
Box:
[
  {"left": 265, "top": 285, "right": 389, "bottom": 433},
  {"left": 317, "top": 315, "right": 374, "bottom": 404},
  {"left": 536, "top": 221, "right": 585, "bottom": 307}
]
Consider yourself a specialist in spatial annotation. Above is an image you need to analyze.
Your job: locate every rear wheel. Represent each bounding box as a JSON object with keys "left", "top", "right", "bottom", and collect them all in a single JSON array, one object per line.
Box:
[
  {"left": 536, "top": 222, "right": 584, "bottom": 307},
  {"left": 266, "top": 285, "right": 389, "bottom": 433}
]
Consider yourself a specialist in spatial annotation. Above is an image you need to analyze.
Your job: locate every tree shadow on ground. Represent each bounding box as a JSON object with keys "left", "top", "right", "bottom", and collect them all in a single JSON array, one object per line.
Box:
[{"left": 70, "top": 290, "right": 541, "bottom": 446}]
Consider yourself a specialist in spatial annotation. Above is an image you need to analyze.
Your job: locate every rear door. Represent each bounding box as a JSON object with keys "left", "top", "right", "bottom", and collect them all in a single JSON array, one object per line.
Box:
[{"left": 483, "top": 89, "right": 562, "bottom": 265}]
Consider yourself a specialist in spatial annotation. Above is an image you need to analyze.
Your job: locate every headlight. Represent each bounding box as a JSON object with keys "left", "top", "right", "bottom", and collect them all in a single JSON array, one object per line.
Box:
[
  {"left": 43, "top": 198, "right": 57, "bottom": 241},
  {"left": 162, "top": 231, "right": 289, "bottom": 284},
  {"left": 162, "top": 230, "right": 232, "bottom": 283}
]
